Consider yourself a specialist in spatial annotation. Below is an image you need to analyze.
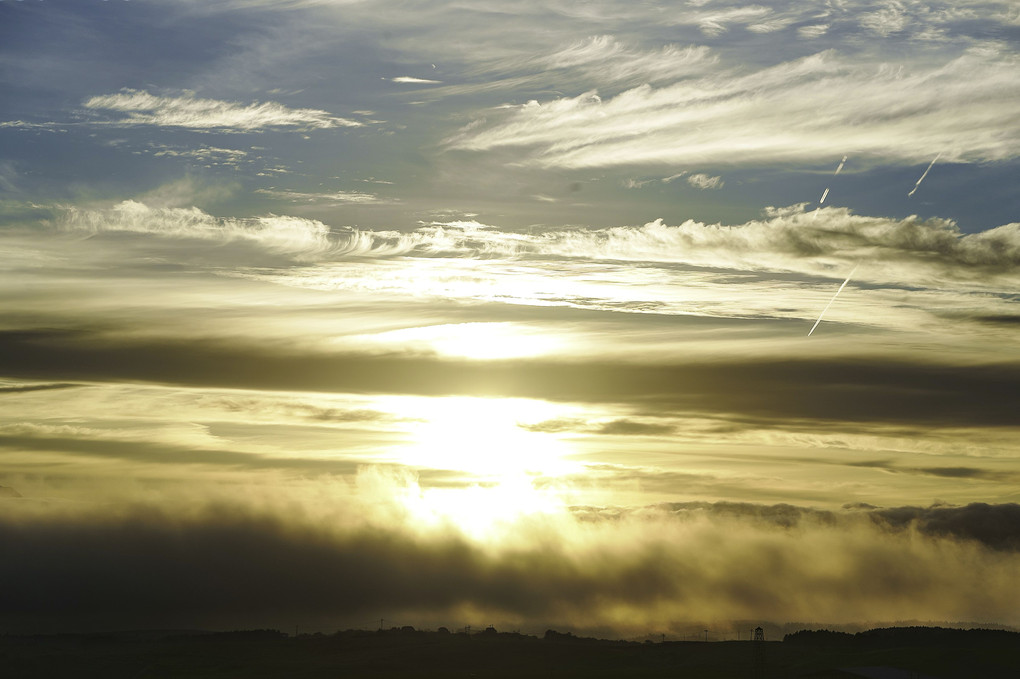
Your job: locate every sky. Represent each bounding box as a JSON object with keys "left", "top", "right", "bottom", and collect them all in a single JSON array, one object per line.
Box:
[{"left": 1, "top": 0, "right": 1018, "bottom": 637}]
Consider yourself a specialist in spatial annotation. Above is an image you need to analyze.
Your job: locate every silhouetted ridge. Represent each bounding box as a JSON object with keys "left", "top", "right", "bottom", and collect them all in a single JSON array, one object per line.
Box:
[{"left": 784, "top": 626, "right": 1019, "bottom": 648}]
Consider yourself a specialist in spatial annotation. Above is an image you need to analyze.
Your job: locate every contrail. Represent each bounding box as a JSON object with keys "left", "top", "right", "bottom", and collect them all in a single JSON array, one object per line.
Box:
[
  {"left": 818, "top": 156, "right": 846, "bottom": 204},
  {"left": 908, "top": 152, "right": 941, "bottom": 197},
  {"left": 807, "top": 262, "right": 860, "bottom": 336}
]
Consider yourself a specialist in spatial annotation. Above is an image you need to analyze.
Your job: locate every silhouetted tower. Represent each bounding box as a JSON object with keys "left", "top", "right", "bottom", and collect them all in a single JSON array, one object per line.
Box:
[{"left": 753, "top": 626, "right": 766, "bottom": 679}]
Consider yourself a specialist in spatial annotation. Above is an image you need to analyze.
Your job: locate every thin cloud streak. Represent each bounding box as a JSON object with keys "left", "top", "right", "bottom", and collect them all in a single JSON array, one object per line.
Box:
[{"left": 83, "top": 89, "right": 361, "bottom": 131}]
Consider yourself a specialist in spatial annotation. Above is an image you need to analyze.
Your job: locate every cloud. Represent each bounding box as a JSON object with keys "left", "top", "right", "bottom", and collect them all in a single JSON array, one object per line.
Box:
[
  {"left": 333, "top": 211, "right": 1020, "bottom": 290},
  {"left": 974, "top": 315, "right": 1020, "bottom": 326},
  {"left": 522, "top": 418, "right": 675, "bottom": 437},
  {"left": 255, "top": 188, "right": 383, "bottom": 204},
  {"left": 523, "top": 36, "right": 717, "bottom": 87},
  {"left": 0, "top": 381, "right": 82, "bottom": 394},
  {"left": 535, "top": 212, "right": 1020, "bottom": 286},
  {"left": 60, "top": 200, "right": 335, "bottom": 259},
  {"left": 690, "top": 5, "right": 773, "bottom": 36},
  {"left": 82, "top": 89, "right": 361, "bottom": 131},
  {"left": 446, "top": 49, "right": 1020, "bottom": 168},
  {"left": 1, "top": 493, "right": 1017, "bottom": 633},
  {"left": 871, "top": 503, "right": 1020, "bottom": 552},
  {"left": 842, "top": 460, "right": 1019, "bottom": 484},
  {"left": 151, "top": 145, "right": 249, "bottom": 164},
  {"left": 332, "top": 212, "right": 1018, "bottom": 289},
  {"left": 0, "top": 328, "right": 1016, "bottom": 430},
  {"left": 859, "top": 6, "right": 909, "bottom": 37},
  {"left": 686, "top": 173, "right": 723, "bottom": 189},
  {"left": 594, "top": 420, "right": 676, "bottom": 436},
  {"left": 0, "top": 120, "right": 67, "bottom": 132},
  {"left": 0, "top": 429, "right": 361, "bottom": 476},
  {"left": 797, "top": 24, "right": 830, "bottom": 38}
]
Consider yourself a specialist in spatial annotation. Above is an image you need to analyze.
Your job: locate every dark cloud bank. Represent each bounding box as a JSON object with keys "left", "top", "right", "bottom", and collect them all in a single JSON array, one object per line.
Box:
[
  {"left": 1, "top": 498, "right": 1017, "bottom": 633},
  {"left": 0, "top": 328, "right": 1017, "bottom": 429}
]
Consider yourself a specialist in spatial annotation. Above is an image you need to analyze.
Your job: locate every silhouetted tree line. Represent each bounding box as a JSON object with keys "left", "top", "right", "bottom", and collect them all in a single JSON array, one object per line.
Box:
[
  {"left": 784, "top": 626, "right": 1019, "bottom": 648},
  {"left": 185, "top": 629, "right": 287, "bottom": 642}
]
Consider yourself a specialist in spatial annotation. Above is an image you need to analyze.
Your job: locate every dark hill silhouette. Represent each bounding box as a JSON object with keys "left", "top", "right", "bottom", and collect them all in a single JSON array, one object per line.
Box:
[{"left": 0, "top": 625, "right": 1015, "bottom": 678}]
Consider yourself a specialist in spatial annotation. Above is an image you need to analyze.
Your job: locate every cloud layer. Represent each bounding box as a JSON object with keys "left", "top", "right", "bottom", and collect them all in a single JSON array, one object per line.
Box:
[
  {"left": 2, "top": 491, "right": 1017, "bottom": 633},
  {"left": 448, "top": 50, "right": 1020, "bottom": 168},
  {"left": 1, "top": 329, "right": 1016, "bottom": 429}
]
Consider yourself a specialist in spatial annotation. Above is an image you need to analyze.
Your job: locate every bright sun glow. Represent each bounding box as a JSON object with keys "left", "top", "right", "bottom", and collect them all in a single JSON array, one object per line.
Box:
[
  {"left": 399, "top": 478, "right": 567, "bottom": 540},
  {"left": 395, "top": 396, "right": 580, "bottom": 477},
  {"left": 376, "top": 396, "right": 584, "bottom": 537}
]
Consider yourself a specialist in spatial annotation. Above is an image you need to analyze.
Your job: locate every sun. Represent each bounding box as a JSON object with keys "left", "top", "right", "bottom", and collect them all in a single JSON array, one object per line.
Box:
[
  {"left": 397, "top": 396, "right": 579, "bottom": 477},
  {"left": 379, "top": 396, "right": 583, "bottom": 537}
]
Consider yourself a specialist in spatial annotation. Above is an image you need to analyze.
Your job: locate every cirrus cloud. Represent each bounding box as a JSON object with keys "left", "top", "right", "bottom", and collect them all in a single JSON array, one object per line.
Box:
[
  {"left": 61, "top": 200, "right": 335, "bottom": 259},
  {"left": 83, "top": 89, "right": 362, "bottom": 131},
  {"left": 446, "top": 49, "right": 1020, "bottom": 168}
]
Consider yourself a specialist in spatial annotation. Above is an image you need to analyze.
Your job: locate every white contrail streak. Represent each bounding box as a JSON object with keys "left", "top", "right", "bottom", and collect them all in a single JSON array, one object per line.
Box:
[
  {"left": 807, "top": 262, "right": 860, "bottom": 336},
  {"left": 818, "top": 156, "right": 846, "bottom": 204},
  {"left": 908, "top": 152, "right": 941, "bottom": 197}
]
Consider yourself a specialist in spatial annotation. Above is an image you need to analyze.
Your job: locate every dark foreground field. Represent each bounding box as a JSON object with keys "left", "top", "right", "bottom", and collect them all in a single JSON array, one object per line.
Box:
[{"left": 2, "top": 626, "right": 1017, "bottom": 678}]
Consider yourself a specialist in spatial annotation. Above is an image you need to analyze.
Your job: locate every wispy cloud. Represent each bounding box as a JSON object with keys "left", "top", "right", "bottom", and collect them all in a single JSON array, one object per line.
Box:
[
  {"left": 151, "top": 145, "right": 249, "bottom": 164},
  {"left": 447, "top": 50, "right": 1020, "bottom": 168},
  {"left": 686, "top": 173, "right": 724, "bottom": 190},
  {"left": 61, "top": 200, "right": 335, "bottom": 259},
  {"left": 83, "top": 89, "right": 361, "bottom": 131},
  {"left": 255, "top": 188, "right": 384, "bottom": 204},
  {"left": 0, "top": 120, "right": 67, "bottom": 132}
]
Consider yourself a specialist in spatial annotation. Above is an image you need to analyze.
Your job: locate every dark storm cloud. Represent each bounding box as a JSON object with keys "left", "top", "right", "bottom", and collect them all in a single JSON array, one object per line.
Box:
[
  {"left": 0, "top": 504, "right": 686, "bottom": 631},
  {"left": 1, "top": 498, "right": 1018, "bottom": 633},
  {"left": 643, "top": 501, "right": 1020, "bottom": 552},
  {"left": 870, "top": 503, "right": 1020, "bottom": 552},
  {"left": 0, "top": 328, "right": 1016, "bottom": 429}
]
